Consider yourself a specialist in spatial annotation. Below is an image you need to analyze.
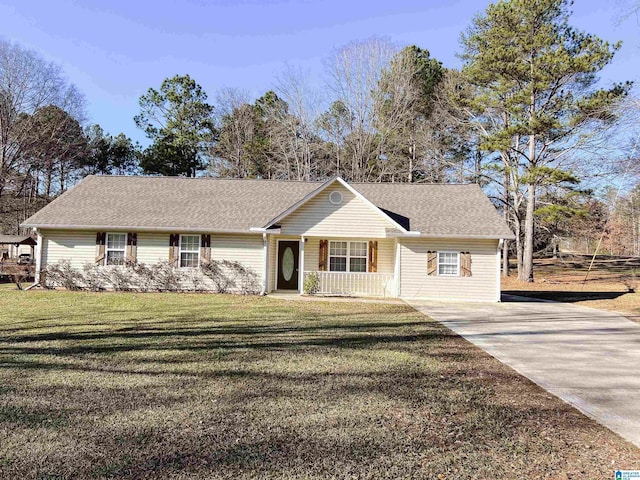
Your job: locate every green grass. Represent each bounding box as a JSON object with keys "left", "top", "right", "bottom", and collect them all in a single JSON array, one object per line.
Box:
[{"left": 0, "top": 291, "right": 638, "bottom": 479}]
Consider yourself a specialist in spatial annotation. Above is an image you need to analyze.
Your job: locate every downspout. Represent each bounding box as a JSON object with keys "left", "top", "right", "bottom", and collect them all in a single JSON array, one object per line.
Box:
[
  {"left": 27, "top": 229, "right": 43, "bottom": 290},
  {"left": 496, "top": 239, "right": 503, "bottom": 302},
  {"left": 261, "top": 233, "right": 268, "bottom": 295},
  {"left": 298, "top": 236, "right": 305, "bottom": 294},
  {"left": 394, "top": 239, "right": 401, "bottom": 297}
]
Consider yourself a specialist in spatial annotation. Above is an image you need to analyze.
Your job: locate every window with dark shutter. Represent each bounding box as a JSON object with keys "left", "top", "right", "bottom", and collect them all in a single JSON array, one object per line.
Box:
[
  {"left": 368, "top": 241, "right": 378, "bottom": 273},
  {"left": 318, "top": 239, "right": 328, "bottom": 271},
  {"left": 126, "top": 233, "right": 137, "bottom": 265},
  {"left": 427, "top": 251, "right": 437, "bottom": 276},
  {"left": 460, "top": 252, "right": 472, "bottom": 277},
  {"left": 200, "top": 234, "right": 211, "bottom": 265},
  {"left": 95, "top": 232, "right": 106, "bottom": 264},
  {"left": 168, "top": 234, "right": 180, "bottom": 267}
]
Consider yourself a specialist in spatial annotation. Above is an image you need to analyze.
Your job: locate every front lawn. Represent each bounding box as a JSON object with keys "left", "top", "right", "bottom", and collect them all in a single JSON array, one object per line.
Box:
[{"left": 0, "top": 291, "right": 638, "bottom": 479}]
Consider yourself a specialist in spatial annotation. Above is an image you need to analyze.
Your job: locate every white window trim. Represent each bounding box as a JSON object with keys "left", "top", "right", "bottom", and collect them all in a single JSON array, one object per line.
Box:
[
  {"left": 437, "top": 250, "right": 460, "bottom": 277},
  {"left": 328, "top": 240, "right": 368, "bottom": 273},
  {"left": 105, "top": 232, "right": 126, "bottom": 266},
  {"left": 179, "top": 234, "right": 201, "bottom": 268}
]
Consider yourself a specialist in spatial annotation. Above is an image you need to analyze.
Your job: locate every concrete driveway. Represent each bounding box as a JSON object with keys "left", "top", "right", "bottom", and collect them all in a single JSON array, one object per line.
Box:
[{"left": 407, "top": 295, "right": 640, "bottom": 448}]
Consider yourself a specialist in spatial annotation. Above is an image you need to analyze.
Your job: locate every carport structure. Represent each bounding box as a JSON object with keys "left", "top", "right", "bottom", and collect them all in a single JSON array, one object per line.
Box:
[{"left": 0, "top": 235, "right": 37, "bottom": 261}]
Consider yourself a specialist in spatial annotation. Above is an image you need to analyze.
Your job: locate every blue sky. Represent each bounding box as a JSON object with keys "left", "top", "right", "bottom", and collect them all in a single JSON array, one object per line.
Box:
[{"left": 1, "top": 0, "right": 638, "bottom": 145}]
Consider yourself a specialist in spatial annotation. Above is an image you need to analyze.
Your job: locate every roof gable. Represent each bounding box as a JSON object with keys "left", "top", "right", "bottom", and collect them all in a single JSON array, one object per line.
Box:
[
  {"left": 264, "top": 178, "right": 408, "bottom": 234},
  {"left": 276, "top": 180, "right": 404, "bottom": 238}
]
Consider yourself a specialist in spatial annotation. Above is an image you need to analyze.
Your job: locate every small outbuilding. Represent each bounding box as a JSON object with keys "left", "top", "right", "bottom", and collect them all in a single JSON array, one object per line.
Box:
[{"left": 0, "top": 235, "right": 37, "bottom": 261}]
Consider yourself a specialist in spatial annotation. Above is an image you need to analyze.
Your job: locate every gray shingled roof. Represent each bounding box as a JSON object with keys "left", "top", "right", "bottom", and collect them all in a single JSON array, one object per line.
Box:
[
  {"left": 353, "top": 182, "right": 514, "bottom": 238},
  {"left": 21, "top": 176, "right": 513, "bottom": 239}
]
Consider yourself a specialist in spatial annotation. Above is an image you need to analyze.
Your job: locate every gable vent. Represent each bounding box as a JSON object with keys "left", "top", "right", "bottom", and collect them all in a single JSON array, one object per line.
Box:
[{"left": 329, "top": 190, "right": 343, "bottom": 205}]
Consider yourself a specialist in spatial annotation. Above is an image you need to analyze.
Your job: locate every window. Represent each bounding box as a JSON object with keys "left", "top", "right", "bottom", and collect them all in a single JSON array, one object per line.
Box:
[
  {"left": 105, "top": 233, "right": 126, "bottom": 266},
  {"left": 349, "top": 241, "right": 367, "bottom": 272},
  {"left": 438, "top": 251, "right": 460, "bottom": 276},
  {"left": 180, "top": 235, "right": 200, "bottom": 267},
  {"left": 329, "top": 241, "right": 367, "bottom": 273},
  {"left": 329, "top": 241, "right": 347, "bottom": 271}
]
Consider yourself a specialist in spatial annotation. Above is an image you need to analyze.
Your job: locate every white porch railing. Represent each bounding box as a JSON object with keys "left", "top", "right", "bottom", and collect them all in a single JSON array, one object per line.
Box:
[{"left": 304, "top": 271, "right": 395, "bottom": 297}]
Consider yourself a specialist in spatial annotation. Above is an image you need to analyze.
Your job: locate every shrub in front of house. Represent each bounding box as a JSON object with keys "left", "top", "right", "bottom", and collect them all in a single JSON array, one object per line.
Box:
[
  {"left": 42, "top": 259, "right": 260, "bottom": 294},
  {"left": 303, "top": 271, "right": 320, "bottom": 295}
]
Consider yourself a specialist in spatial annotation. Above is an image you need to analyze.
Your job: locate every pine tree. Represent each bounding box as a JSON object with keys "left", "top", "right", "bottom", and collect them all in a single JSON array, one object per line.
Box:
[{"left": 461, "top": 0, "right": 629, "bottom": 281}]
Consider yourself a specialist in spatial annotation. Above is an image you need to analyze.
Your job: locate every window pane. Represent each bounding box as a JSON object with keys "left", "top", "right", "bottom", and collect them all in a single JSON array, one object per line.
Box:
[
  {"left": 329, "top": 257, "right": 347, "bottom": 272},
  {"left": 107, "top": 233, "right": 126, "bottom": 249},
  {"left": 330, "top": 241, "right": 347, "bottom": 256},
  {"left": 350, "top": 257, "right": 366, "bottom": 272},
  {"left": 180, "top": 252, "right": 199, "bottom": 267},
  {"left": 439, "top": 264, "right": 457, "bottom": 275},
  {"left": 438, "top": 252, "right": 459, "bottom": 275},
  {"left": 106, "top": 251, "right": 125, "bottom": 266},
  {"left": 350, "top": 241, "right": 367, "bottom": 257},
  {"left": 181, "top": 235, "right": 200, "bottom": 252},
  {"left": 439, "top": 252, "right": 456, "bottom": 264}
]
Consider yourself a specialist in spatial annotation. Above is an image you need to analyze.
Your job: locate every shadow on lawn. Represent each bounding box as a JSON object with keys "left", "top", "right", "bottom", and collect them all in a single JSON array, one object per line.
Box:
[
  {"left": 2, "top": 309, "right": 638, "bottom": 479},
  {"left": 503, "top": 290, "right": 629, "bottom": 303}
]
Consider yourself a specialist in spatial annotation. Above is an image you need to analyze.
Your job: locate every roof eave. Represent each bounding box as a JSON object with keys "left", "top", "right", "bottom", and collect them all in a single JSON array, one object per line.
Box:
[
  {"left": 388, "top": 232, "right": 515, "bottom": 240},
  {"left": 21, "top": 223, "right": 269, "bottom": 235}
]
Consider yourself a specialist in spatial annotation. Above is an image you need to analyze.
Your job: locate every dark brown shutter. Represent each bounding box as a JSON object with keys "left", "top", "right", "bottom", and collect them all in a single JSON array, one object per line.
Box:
[
  {"left": 95, "top": 232, "right": 106, "bottom": 264},
  {"left": 427, "top": 251, "right": 437, "bottom": 276},
  {"left": 126, "top": 233, "right": 137, "bottom": 265},
  {"left": 200, "top": 234, "right": 211, "bottom": 265},
  {"left": 169, "top": 234, "right": 180, "bottom": 267},
  {"left": 461, "top": 252, "right": 472, "bottom": 277},
  {"left": 368, "top": 241, "right": 378, "bottom": 273},
  {"left": 319, "top": 239, "right": 328, "bottom": 271}
]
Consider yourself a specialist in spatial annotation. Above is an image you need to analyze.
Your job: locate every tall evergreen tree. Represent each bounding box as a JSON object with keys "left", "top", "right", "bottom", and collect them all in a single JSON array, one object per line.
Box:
[
  {"left": 461, "top": 0, "right": 630, "bottom": 281},
  {"left": 135, "top": 75, "right": 215, "bottom": 177}
]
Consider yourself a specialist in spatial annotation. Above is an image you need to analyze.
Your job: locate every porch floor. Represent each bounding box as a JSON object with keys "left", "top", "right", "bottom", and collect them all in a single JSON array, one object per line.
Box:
[{"left": 267, "top": 290, "right": 404, "bottom": 304}]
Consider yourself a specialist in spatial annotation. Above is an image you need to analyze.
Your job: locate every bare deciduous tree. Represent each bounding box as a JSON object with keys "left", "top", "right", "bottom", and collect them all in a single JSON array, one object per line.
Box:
[{"left": 325, "top": 37, "right": 399, "bottom": 181}]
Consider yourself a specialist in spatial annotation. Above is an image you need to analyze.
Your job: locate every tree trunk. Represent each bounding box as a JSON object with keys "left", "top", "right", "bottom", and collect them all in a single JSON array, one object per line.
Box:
[
  {"left": 520, "top": 82, "right": 537, "bottom": 283},
  {"left": 502, "top": 240, "right": 510, "bottom": 277},
  {"left": 521, "top": 181, "right": 535, "bottom": 282},
  {"left": 502, "top": 154, "right": 510, "bottom": 276},
  {"left": 514, "top": 212, "right": 523, "bottom": 279}
]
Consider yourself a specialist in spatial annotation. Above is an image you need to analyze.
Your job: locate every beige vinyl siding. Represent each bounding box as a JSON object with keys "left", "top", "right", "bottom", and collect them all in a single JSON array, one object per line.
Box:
[
  {"left": 136, "top": 232, "right": 169, "bottom": 264},
  {"left": 40, "top": 230, "right": 265, "bottom": 291},
  {"left": 279, "top": 183, "right": 396, "bottom": 237},
  {"left": 399, "top": 238, "right": 499, "bottom": 302},
  {"left": 211, "top": 234, "right": 264, "bottom": 283},
  {"left": 41, "top": 230, "right": 97, "bottom": 269}
]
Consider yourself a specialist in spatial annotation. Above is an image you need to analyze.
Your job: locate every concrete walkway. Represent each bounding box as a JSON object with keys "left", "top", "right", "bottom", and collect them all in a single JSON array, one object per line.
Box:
[{"left": 407, "top": 295, "right": 640, "bottom": 448}]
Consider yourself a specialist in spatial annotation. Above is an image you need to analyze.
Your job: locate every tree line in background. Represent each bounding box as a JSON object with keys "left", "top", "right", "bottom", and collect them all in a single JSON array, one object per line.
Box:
[{"left": 1, "top": 0, "right": 638, "bottom": 282}]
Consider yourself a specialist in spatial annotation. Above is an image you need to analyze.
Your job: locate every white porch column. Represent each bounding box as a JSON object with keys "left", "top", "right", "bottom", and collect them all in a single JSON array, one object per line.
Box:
[
  {"left": 261, "top": 233, "right": 269, "bottom": 295},
  {"left": 394, "top": 238, "right": 401, "bottom": 297},
  {"left": 298, "top": 236, "right": 305, "bottom": 293},
  {"left": 34, "top": 230, "right": 43, "bottom": 285}
]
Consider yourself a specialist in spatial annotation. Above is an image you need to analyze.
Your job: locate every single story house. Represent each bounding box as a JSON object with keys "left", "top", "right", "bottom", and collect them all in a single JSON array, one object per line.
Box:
[{"left": 21, "top": 175, "right": 514, "bottom": 301}]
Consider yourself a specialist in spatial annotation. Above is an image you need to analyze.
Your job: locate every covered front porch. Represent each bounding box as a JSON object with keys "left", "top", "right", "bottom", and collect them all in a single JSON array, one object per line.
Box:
[
  {"left": 267, "top": 235, "right": 399, "bottom": 297},
  {"left": 303, "top": 270, "right": 395, "bottom": 297}
]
